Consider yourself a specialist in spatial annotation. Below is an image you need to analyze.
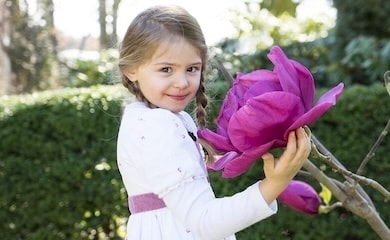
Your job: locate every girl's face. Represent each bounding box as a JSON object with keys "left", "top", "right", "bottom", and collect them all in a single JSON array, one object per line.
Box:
[{"left": 124, "top": 37, "right": 202, "bottom": 113}]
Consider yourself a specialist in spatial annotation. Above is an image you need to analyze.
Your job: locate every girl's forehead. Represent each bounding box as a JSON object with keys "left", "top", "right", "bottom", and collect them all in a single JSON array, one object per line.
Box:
[{"left": 151, "top": 37, "right": 201, "bottom": 61}]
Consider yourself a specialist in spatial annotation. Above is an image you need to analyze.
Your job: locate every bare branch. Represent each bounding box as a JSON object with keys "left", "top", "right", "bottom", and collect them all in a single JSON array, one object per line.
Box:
[
  {"left": 357, "top": 118, "right": 390, "bottom": 175},
  {"left": 214, "top": 58, "right": 234, "bottom": 87},
  {"left": 305, "top": 136, "right": 390, "bottom": 239},
  {"left": 311, "top": 133, "right": 390, "bottom": 200},
  {"left": 303, "top": 159, "right": 347, "bottom": 202}
]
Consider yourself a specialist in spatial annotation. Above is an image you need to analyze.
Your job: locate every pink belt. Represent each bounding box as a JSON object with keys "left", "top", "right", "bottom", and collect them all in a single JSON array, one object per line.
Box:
[{"left": 128, "top": 193, "right": 166, "bottom": 214}]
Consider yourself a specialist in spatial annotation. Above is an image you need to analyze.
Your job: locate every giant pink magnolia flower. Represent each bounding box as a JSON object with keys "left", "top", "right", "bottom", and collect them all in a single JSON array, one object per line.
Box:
[{"left": 198, "top": 46, "right": 344, "bottom": 178}]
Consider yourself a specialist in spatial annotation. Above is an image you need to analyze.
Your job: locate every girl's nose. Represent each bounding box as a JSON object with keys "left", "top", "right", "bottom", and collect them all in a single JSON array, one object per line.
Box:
[{"left": 173, "top": 72, "right": 189, "bottom": 88}]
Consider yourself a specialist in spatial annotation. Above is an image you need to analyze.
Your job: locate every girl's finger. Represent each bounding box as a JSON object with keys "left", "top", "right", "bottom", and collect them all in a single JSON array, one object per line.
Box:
[
  {"left": 285, "top": 130, "right": 298, "bottom": 154},
  {"left": 262, "top": 153, "right": 274, "bottom": 175},
  {"left": 295, "top": 127, "right": 311, "bottom": 159}
]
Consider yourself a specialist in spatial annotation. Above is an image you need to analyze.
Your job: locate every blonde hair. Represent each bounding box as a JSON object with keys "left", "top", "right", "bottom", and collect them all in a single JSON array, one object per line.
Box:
[{"left": 118, "top": 5, "right": 215, "bottom": 162}]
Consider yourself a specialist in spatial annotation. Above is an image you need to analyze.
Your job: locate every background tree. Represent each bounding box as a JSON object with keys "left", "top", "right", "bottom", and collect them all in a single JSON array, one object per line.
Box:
[
  {"left": 1, "top": 0, "right": 59, "bottom": 95},
  {"left": 0, "top": 0, "right": 12, "bottom": 95},
  {"left": 98, "top": 0, "right": 122, "bottom": 49}
]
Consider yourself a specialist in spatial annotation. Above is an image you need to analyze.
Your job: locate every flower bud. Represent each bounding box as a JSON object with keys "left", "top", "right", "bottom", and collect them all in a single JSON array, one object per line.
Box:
[{"left": 278, "top": 180, "right": 322, "bottom": 215}]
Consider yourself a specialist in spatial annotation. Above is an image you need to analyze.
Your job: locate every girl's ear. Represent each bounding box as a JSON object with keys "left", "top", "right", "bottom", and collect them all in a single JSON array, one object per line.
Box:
[{"left": 123, "top": 68, "right": 137, "bottom": 82}]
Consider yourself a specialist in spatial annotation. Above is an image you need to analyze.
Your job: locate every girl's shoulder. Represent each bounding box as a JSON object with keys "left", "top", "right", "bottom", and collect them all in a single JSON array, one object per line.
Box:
[
  {"left": 123, "top": 101, "right": 180, "bottom": 124},
  {"left": 121, "top": 101, "right": 197, "bottom": 135}
]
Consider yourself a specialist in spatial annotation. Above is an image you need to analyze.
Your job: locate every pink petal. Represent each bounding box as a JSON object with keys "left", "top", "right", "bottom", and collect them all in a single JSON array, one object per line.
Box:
[
  {"left": 285, "top": 82, "right": 344, "bottom": 137},
  {"left": 245, "top": 77, "right": 282, "bottom": 100},
  {"left": 221, "top": 140, "right": 283, "bottom": 178},
  {"left": 291, "top": 60, "right": 315, "bottom": 111},
  {"left": 268, "top": 47, "right": 316, "bottom": 111},
  {"left": 207, "top": 151, "right": 240, "bottom": 171},
  {"left": 197, "top": 128, "right": 234, "bottom": 152},
  {"left": 228, "top": 92, "right": 304, "bottom": 152},
  {"left": 267, "top": 46, "right": 301, "bottom": 97}
]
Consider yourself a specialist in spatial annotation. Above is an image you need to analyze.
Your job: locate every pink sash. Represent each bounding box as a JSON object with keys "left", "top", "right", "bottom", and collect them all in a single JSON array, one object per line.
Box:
[{"left": 128, "top": 193, "right": 166, "bottom": 214}]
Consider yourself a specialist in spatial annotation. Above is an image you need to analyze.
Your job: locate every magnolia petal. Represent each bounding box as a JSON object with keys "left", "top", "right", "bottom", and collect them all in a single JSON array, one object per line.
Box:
[
  {"left": 316, "top": 82, "right": 344, "bottom": 106},
  {"left": 285, "top": 82, "right": 344, "bottom": 137},
  {"left": 228, "top": 92, "right": 304, "bottom": 152},
  {"left": 239, "top": 69, "right": 278, "bottom": 83},
  {"left": 216, "top": 89, "right": 240, "bottom": 136},
  {"left": 231, "top": 72, "right": 260, "bottom": 107},
  {"left": 268, "top": 46, "right": 301, "bottom": 97},
  {"left": 207, "top": 151, "right": 240, "bottom": 171},
  {"left": 278, "top": 180, "right": 322, "bottom": 215},
  {"left": 221, "top": 140, "right": 284, "bottom": 178},
  {"left": 244, "top": 77, "right": 282, "bottom": 100},
  {"left": 197, "top": 128, "right": 235, "bottom": 152},
  {"left": 291, "top": 60, "right": 315, "bottom": 111}
]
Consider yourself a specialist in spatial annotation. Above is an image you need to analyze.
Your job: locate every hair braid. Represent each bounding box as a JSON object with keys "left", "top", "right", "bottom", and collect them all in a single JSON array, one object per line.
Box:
[{"left": 195, "top": 76, "right": 208, "bottom": 128}]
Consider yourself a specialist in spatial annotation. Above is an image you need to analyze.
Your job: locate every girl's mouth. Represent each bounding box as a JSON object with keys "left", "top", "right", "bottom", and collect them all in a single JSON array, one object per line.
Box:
[{"left": 168, "top": 94, "right": 187, "bottom": 101}]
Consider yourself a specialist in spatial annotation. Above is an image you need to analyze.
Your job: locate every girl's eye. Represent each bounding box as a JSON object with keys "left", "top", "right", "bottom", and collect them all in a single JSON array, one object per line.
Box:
[
  {"left": 187, "top": 66, "right": 200, "bottom": 73},
  {"left": 160, "top": 67, "right": 172, "bottom": 73}
]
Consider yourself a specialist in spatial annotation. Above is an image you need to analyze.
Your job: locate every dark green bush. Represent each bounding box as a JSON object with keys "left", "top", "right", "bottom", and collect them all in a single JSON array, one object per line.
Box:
[
  {"left": 0, "top": 83, "right": 388, "bottom": 239},
  {"left": 0, "top": 86, "right": 128, "bottom": 239}
]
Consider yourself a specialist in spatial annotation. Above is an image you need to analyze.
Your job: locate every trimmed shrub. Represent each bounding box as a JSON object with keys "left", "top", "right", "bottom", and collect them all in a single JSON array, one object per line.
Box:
[{"left": 0, "top": 86, "right": 129, "bottom": 239}]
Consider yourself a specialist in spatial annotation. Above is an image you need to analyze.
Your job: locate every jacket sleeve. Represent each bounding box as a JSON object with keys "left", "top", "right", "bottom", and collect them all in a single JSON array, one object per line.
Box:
[{"left": 163, "top": 177, "right": 277, "bottom": 240}]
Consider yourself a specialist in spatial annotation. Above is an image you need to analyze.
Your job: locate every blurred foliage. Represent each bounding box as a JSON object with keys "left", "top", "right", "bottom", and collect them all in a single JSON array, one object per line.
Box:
[
  {"left": 258, "top": 0, "right": 299, "bottom": 17},
  {"left": 227, "top": 1, "right": 332, "bottom": 52},
  {"left": 214, "top": 35, "right": 389, "bottom": 88},
  {"left": 341, "top": 37, "right": 390, "bottom": 85},
  {"left": 214, "top": 0, "right": 389, "bottom": 88},
  {"left": 1, "top": 83, "right": 389, "bottom": 239},
  {"left": 60, "top": 49, "right": 119, "bottom": 88},
  {"left": 333, "top": 0, "right": 390, "bottom": 56}
]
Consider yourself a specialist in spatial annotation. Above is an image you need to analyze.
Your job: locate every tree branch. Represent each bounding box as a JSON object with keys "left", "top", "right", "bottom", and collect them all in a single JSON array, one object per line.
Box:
[
  {"left": 305, "top": 136, "right": 390, "bottom": 239},
  {"left": 357, "top": 118, "right": 390, "bottom": 175},
  {"left": 310, "top": 133, "right": 390, "bottom": 201}
]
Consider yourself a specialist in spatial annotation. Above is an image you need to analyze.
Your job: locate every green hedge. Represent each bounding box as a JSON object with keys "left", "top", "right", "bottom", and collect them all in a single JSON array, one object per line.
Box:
[
  {"left": 0, "top": 86, "right": 128, "bottom": 239},
  {"left": 0, "top": 83, "right": 389, "bottom": 239}
]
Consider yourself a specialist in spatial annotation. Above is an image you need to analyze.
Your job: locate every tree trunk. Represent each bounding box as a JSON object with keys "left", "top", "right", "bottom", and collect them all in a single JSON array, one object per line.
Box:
[{"left": 99, "top": 0, "right": 110, "bottom": 49}]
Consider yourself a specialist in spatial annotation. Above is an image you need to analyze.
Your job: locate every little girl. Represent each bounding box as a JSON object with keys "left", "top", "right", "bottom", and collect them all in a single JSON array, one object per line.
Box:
[{"left": 116, "top": 5, "right": 311, "bottom": 240}]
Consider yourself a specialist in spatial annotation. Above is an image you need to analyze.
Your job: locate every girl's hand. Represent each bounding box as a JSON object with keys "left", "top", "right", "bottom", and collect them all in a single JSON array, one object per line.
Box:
[{"left": 258, "top": 127, "right": 311, "bottom": 204}]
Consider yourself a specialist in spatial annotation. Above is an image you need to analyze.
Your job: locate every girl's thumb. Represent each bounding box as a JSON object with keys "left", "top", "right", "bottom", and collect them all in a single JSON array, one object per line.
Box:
[
  {"left": 261, "top": 153, "right": 273, "bottom": 161},
  {"left": 262, "top": 153, "right": 274, "bottom": 173}
]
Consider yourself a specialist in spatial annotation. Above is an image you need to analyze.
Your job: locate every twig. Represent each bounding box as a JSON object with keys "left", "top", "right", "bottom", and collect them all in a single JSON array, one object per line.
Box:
[
  {"left": 357, "top": 118, "right": 390, "bottom": 175},
  {"left": 319, "top": 202, "right": 343, "bottom": 214},
  {"left": 303, "top": 158, "right": 390, "bottom": 239},
  {"left": 214, "top": 59, "right": 234, "bottom": 87},
  {"left": 311, "top": 135, "right": 389, "bottom": 202},
  {"left": 297, "top": 169, "right": 312, "bottom": 178},
  {"left": 303, "top": 159, "right": 347, "bottom": 202},
  {"left": 313, "top": 141, "right": 390, "bottom": 200}
]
